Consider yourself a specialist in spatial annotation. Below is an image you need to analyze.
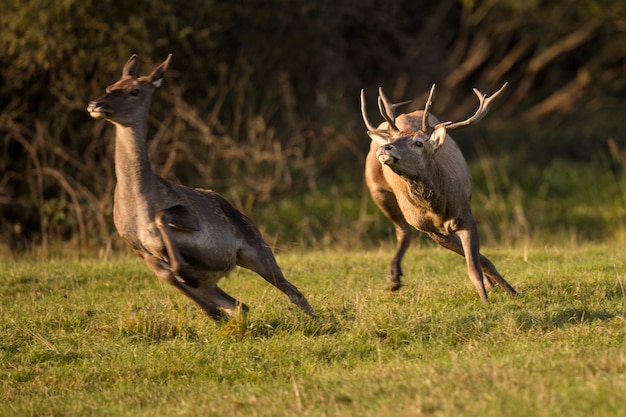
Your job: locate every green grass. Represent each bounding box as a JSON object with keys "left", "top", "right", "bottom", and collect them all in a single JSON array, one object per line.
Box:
[{"left": 1, "top": 244, "right": 625, "bottom": 416}]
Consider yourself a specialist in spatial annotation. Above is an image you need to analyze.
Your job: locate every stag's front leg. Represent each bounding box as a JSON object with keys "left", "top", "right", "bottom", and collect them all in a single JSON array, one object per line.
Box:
[
  {"left": 368, "top": 187, "right": 412, "bottom": 290},
  {"left": 455, "top": 225, "right": 489, "bottom": 303}
]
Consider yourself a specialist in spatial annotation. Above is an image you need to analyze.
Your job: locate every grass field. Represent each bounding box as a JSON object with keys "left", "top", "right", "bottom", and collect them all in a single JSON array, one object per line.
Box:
[{"left": 1, "top": 243, "right": 625, "bottom": 416}]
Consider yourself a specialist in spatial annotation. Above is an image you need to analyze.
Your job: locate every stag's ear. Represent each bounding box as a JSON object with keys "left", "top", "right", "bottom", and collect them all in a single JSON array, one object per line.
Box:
[
  {"left": 148, "top": 54, "right": 172, "bottom": 88},
  {"left": 122, "top": 54, "right": 141, "bottom": 79},
  {"left": 429, "top": 124, "right": 448, "bottom": 152},
  {"left": 367, "top": 130, "right": 393, "bottom": 146}
]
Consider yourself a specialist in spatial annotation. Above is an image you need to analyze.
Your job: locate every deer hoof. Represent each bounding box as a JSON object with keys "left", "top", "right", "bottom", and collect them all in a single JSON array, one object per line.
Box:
[{"left": 386, "top": 281, "right": 404, "bottom": 292}]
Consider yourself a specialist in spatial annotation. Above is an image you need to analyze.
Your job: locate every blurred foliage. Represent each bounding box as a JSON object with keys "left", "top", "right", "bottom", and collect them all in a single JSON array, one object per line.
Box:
[{"left": 1, "top": 0, "right": 625, "bottom": 251}]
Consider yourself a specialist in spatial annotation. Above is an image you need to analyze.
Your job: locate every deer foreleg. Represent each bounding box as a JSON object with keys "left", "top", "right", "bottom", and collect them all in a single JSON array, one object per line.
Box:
[
  {"left": 154, "top": 207, "right": 199, "bottom": 287},
  {"left": 143, "top": 255, "right": 227, "bottom": 320},
  {"left": 454, "top": 227, "right": 489, "bottom": 303},
  {"left": 428, "top": 232, "right": 493, "bottom": 290},
  {"left": 190, "top": 283, "right": 249, "bottom": 317},
  {"left": 388, "top": 222, "right": 412, "bottom": 291},
  {"left": 368, "top": 187, "right": 412, "bottom": 290}
]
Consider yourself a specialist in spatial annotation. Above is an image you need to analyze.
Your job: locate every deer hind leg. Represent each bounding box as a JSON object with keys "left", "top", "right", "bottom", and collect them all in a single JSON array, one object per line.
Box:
[
  {"left": 369, "top": 188, "right": 412, "bottom": 290},
  {"left": 476, "top": 255, "right": 518, "bottom": 296},
  {"left": 143, "top": 254, "right": 227, "bottom": 320},
  {"left": 428, "top": 231, "right": 518, "bottom": 298},
  {"left": 237, "top": 244, "right": 314, "bottom": 316}
]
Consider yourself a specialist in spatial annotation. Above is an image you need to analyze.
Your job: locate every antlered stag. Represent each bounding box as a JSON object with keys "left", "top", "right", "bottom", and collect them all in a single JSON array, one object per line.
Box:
[
  {"left": 361, "top": 83, "right": 518, "bottom": 302},
  {"left": 87, "top": 54, "right": 314, "bottom": 319}
]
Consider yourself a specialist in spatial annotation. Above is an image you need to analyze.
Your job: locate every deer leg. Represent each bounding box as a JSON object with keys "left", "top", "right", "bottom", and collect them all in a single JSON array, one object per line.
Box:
[
  {"left": 237, "top": 245, "right": 314, "bottom": 316},
  {"left": 154, "top": 209, "right": 199, "bottom": 287},
  {"left": 475, "top": 254, "right": 518, "bottom": 296},
  {"left": 143, "top": 254, "right": 227, "bottom": 320},
  {"left": 455, "top": 227, "right": 489, "bottom": 303},
  {"left": 197, "top": 284, "right": 250, "bottom": 317},
  {"left": 427, "top": 232, "right": 517, "bottom": 296},
  {"left": 369, "top": 188, "right": 412, "bottom": 290},
  {"left": 427, "top": 232, "right": 493, "bottom": 289}
]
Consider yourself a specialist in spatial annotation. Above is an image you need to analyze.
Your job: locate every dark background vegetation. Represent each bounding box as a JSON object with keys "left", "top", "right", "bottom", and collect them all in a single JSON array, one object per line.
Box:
[{"left": 1, "top": 0, "right": 625, "bottom": 253}]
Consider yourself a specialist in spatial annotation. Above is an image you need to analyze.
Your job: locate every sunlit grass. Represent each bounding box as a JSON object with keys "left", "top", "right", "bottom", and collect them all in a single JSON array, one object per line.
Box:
[{"left": 1, "top": 244, "right": 625, "bottom": 416}]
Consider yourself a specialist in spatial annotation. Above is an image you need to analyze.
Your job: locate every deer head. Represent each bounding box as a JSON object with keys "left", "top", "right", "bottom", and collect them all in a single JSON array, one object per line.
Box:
[
  {"left": 361, "top": 83, "right": 508, "bottom": 176},
  {"left": 87, "top": 54, "right": 172, "bottom": 126}
]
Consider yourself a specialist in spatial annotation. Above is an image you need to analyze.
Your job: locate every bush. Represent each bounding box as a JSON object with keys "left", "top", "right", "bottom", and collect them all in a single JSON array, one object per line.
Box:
[{"left": 1, "top": 0, "right": 625, "bottom": 250}]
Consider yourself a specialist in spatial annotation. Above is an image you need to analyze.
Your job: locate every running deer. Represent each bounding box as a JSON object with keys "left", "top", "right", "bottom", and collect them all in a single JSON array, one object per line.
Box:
[
  {"left": 87, "top": 54, "right": 313, "bottom": 319},
  {"left": 360, "top": 83, "right": 518, "bottom": 302}
]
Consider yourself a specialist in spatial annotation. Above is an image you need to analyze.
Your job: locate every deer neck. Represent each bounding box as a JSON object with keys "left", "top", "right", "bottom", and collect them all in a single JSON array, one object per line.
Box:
[
  {"left": 399, "top": 164, "right": 446, "bottom": 212},
  {"left": 113, "top": 121, "right": 158, "bottom": 200}
]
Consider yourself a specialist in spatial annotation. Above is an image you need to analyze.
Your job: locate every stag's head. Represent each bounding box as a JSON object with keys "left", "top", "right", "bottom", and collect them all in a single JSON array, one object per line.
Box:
[
  {"left": 361, "top": 83, "right": 508, "bottom": 177},
  {"left": 87, "top": 54, "right": 171, "bottom": 126}
]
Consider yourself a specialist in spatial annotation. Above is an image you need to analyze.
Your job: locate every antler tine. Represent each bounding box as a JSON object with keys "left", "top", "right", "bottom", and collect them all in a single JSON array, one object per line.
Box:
[
  {"left": 377, "top": 88, "right": 399, "bottom": 131},
  {"left": 421, "top": 84, "right": 436, "bottom": 132},
  {"left": 445, "top": 82, "right": 509, "bottom": 131},
  {"left": 360, "top": 89, "right": 378, "bottom": 131}
]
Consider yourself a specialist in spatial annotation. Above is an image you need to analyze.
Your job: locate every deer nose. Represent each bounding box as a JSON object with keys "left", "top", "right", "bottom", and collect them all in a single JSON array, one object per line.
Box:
[
  {"left": 376, "top": 144, "right": 393, "bottom": 157},
  {"left": 87, "top": 100, "right": 100, "bottom": 111},
  {"left": 87, "top": 100, "right": 111, "bottom": 119}
]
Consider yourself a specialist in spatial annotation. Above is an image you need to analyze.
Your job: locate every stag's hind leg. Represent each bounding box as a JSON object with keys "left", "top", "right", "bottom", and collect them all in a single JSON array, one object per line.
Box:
[
  {"left": 427, "top": 231, "right": 518, "bottom": 297},
  {"left": 237, "top": 244, "right": 314, "bottom": 316}
]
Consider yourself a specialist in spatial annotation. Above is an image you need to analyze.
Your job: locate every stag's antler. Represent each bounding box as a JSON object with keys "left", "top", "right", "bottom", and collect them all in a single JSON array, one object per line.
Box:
[
  {"left": 444, "top": 82, "right": 508, "bottom": 131},
  {"left": 421, "top": 84, "right": 436, "bottom": 132},
  {"left": 361, "top": 89, "right": 412, "bottom": 132},
  {"left": 377, "top": 88, "right": 412, "bottom": 131},
  {"left": 360, "top": 90, "right": 378, "bottom": 131}
]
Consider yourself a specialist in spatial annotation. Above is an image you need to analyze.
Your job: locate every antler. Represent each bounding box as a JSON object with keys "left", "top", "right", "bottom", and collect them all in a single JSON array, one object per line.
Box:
[
  {"left": 421, "top": 84, "right": 436, "bottom": 132},
  {"left": 444, "top": 82, "right": 509, "bottom": 131},
  {"left": 360, "top": 90, "right": 378, "bottom": 131},
  {"left": 360, "top": 88, "right": 412, "bottom": 132}
]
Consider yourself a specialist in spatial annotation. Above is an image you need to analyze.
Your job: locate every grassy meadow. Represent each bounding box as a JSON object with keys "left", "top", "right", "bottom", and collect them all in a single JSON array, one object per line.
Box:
[{"left": 1, "top": 243, "right": 625, "bottom": 416}]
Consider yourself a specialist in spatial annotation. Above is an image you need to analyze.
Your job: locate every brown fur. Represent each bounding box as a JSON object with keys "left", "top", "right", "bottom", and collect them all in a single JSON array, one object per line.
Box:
[
  {"left": 87, "top": 54, "right": 313, "bottom": 319},
  {"left": 361, "top": 85, "right": 517, "bottom": 301}
]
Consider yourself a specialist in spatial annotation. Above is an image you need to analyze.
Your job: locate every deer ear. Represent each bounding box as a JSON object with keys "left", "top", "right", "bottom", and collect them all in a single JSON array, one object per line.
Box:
[
  {"left": 149, "top": 54, "right": 172, "bottom": 88},
  {"left": 367, "top": 130, "right": 393, "bottom": 146},
  {"left": 122, "top": 54, "right": 141, "bottom": 79},
  {"left": 429, "top": 124, "right": 448, "bottom": 152}
]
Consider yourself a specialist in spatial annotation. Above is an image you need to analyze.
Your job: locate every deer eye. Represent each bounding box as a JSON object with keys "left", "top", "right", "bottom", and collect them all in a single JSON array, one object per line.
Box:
[
  {"left": 130, "top": 88, "right": 140, "bottom": 96},
  {"left": 411, "top": 139, "right": 423, "bottom": 148}
]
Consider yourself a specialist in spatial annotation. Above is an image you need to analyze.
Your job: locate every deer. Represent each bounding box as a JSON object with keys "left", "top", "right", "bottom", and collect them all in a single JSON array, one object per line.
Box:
[
  {"left": 87, "top": 54, "right": 314, "bottom": 320},
  {"left": 360, "top": 83, "right": 518, "bottom": 302}
]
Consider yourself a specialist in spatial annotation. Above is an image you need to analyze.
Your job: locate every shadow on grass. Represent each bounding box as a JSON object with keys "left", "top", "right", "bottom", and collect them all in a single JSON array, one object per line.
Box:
[{"left": 513, "top": 307, "right": 622, "bottom": 333}]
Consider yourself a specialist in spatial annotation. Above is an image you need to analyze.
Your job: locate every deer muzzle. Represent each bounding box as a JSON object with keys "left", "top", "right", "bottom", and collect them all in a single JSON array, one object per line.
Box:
[
  {"left": 87, "top": 101, "right": 111, "bottom": 119},
  {"left": 376, "top": 144, "right": 399, "bottom": 165}
]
